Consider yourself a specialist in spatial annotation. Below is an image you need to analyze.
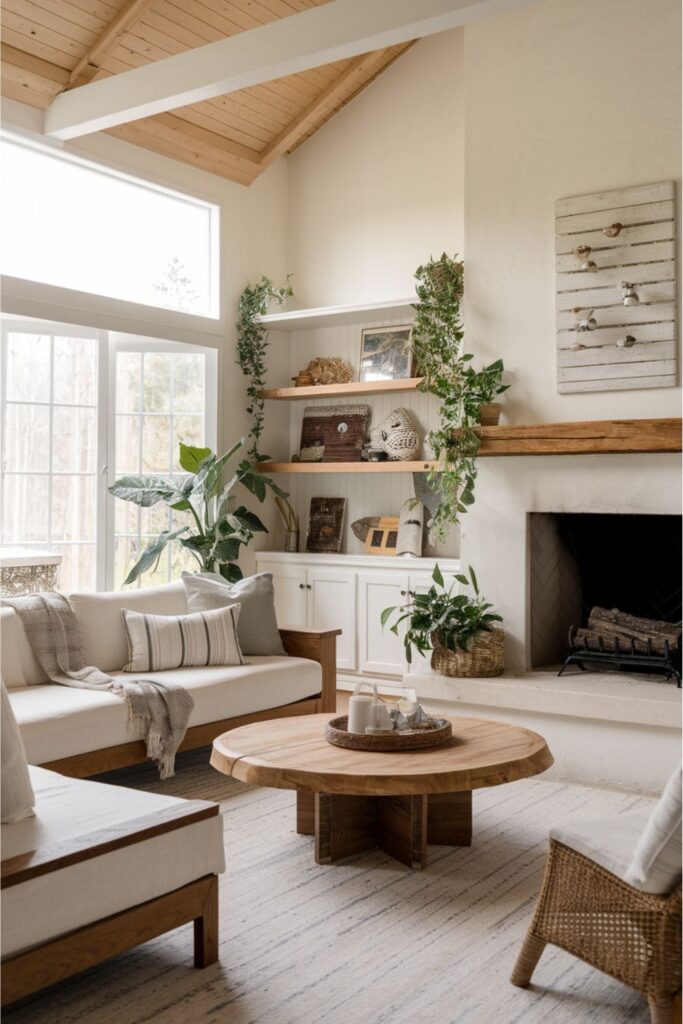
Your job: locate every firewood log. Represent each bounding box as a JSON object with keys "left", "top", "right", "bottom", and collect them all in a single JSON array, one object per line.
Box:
[
  {"left": 574, "top": 627, "right": 677, "bottom": 657},
  {"left": 587, "top": 607, "right": 681, "bottom": 647}
]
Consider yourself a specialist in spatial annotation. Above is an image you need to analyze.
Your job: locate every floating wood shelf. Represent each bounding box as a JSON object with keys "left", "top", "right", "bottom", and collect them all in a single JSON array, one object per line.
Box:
[
  {"left": 473, "top": 418, "right": 681, "bottom": 456},
  {"left": 259, "top": 419, "right": 681, "bottom": 473},
  {"left": 261, "top": 378, "right": 425, "bottom": 400},
  {"left": 259, "top": 461, "right": 438, "bottom": 474}
]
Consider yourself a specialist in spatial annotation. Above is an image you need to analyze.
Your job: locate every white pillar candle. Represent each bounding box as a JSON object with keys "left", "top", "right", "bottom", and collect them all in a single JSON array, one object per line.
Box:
[{"left": 347, "top": 695, "right": 375, "bottom": 734}]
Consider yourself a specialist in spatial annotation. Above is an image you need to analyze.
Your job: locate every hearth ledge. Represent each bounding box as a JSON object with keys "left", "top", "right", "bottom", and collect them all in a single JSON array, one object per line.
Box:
[{"left": 405, "top": 670, "right": 680, "bottom": 729}]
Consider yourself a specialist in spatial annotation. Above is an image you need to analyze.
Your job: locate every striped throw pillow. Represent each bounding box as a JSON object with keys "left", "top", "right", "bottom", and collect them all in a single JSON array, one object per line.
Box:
[{"left": 121, "top": 605, "right": 243, "bottom": 672}]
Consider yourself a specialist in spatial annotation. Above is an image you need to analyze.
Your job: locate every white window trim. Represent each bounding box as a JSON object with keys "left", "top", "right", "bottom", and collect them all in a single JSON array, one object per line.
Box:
[
  {"left": 0, "top": 126, "right": 223, "bottom": 341},
  {"left": 1, "top": 315, "right": 217, "bottom": 592}
]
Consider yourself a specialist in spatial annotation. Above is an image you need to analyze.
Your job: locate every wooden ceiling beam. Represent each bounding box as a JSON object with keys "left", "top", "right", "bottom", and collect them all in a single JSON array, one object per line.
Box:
[
  {"left": 44, "top": 0, "right": 539, "bottom": 140},
  {"left": 66, "top": 0, "right": 158, "bottom": 89}
]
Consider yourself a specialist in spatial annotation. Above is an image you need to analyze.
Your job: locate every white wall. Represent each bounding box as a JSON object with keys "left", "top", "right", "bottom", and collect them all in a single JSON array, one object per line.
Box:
[
  {"left": 464, "top": 0, "right": 682, "bottom": 424},
  {"left": 287, "top": 29, "right": 465, "bottom": 307}
]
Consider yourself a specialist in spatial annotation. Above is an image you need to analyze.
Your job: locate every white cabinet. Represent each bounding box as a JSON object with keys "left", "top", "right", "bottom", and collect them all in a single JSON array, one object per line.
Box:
[
  {"left": 307, "top": 568, "right": 357, "bottom": 671},
  {"left": 255, "top": 552, "right": 460, "bottom": 685},
  {"left": 358, "top": 571, "right": 409, "bottom": 676}
]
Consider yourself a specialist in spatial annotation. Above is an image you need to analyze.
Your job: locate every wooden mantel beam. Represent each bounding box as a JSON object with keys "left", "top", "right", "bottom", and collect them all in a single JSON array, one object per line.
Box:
[
  {"left": 67, "top": 0, "right": 157, "bottom": 89},
  {"left": 44, "top": 0, "right": 539, "bottom": 140}
]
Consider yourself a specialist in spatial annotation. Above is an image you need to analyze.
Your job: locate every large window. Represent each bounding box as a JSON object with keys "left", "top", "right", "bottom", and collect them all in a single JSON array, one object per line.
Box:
[
  {"left": 0, "top": 323, "right": 100, "bottom": 592},
  {"left": 0, "top": 136, "right": 219, "bottom": 318},
  {"left": 0, "top": 318, "right": 216, "bottom": 593}
]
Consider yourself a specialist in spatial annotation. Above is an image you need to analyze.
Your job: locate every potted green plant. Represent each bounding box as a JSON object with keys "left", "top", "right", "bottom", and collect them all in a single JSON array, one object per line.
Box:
[
  {"left": 236, "top": 275, "right": 293, "bottom": 460},
  {"left": 382, "top": 564, "right": 504, "bottom": 677},
  {"left": 411, "top": 253, "right": 509, "bottom": 540},
  {"left": 109, "top": 440, "right": 287, "bottom": 584}
]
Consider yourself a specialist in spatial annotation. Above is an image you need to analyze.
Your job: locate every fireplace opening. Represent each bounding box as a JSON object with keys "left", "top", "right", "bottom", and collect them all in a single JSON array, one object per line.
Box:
[{"left": 529, "top": 513, "right": 682, "bottom": 680}]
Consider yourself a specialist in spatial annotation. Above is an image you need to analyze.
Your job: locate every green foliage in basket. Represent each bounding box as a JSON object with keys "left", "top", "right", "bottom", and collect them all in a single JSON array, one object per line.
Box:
[
  {"left": 110, "top": 440, "right": 287, "bottom": 585},
  {"left": 381, "top": 563, "right": 502, "bottom": 664},
  {"left": 236, "top": 275, "right": 294, "bottom": 460},
  {"left": 411, "top": 253, "right": 509, "bottom": 540}
]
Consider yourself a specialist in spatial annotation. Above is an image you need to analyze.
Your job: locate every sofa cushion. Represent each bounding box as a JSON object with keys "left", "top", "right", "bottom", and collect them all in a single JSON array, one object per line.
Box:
[
  {"left": 624, "top": 764, "right": 682, "bottom": 895},
  {"left": 122, "top": 604, "right": 243, "bottom": 672},
  {"left": 11, "top": 656, "right": 322, "bottom": 764},
  {"left": 69, "top": 581, "right": 188, "bottom": 672},
  {"left": 182, "top": 572, "right": 286, "bottom": 657},
  {"left": 1, "top": 767, "right": 225, "bottom": 957},
  {"left": 0, "top": 607, "right": 48, "bottom": 687},
  {"left": 1, "top": 681, "right": 35, "bottom": 823}
]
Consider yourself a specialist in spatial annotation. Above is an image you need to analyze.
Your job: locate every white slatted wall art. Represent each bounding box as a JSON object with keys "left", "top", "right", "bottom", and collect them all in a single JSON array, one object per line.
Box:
[
  {"left": 268, "top": 314, "right": 458, "bottom": 558},
  {"left": 555, "top": 181, "right": 677, "bottom": 393}
]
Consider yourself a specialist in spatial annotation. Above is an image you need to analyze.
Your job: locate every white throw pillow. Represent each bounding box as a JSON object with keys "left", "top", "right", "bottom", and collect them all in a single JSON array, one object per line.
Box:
[
  {"left": 121, "top": 605, "right": 244, "bottom": 672},
  {"left": 1, "top": 680, "right": 35, "bottom": 823},
  {"left": 624, "top": 763, "right": 682, "bottom": 895}
]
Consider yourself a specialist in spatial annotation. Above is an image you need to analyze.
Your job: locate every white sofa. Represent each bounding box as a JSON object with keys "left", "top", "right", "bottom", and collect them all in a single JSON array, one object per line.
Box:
[
  {"left": 2, "top": 765, "right": 225, "bottom": 1004},
  {"left": 1, "top": 581, "right": 339, "bottom": 776}
]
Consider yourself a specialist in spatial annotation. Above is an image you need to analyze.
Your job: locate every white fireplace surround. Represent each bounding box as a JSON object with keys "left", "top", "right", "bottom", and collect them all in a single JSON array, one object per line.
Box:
[{"left": 409, "top": 452, "right": 682, "bottom": 796}]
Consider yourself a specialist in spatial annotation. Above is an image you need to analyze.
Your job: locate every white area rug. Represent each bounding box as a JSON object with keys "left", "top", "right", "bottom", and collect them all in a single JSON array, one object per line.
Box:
[{"left": 6, "top": 751, "right": 653, "bottom": 1024}]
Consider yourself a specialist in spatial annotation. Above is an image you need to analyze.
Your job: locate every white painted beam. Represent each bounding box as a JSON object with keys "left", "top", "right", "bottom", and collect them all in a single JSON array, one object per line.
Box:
[{"left": 45, "top": 0, "right": 540, "bottom": 140}]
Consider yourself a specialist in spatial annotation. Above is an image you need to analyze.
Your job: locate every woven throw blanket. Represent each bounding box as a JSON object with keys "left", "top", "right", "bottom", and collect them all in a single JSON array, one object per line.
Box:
[{"left": 3, "top": 593, "right": 194, "bottom": 779}]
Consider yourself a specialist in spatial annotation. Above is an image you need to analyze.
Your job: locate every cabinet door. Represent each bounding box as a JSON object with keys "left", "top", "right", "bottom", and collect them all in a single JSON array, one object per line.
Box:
[
  {"left": 307, "top": 568, "right": 357, "bottom": 671},
  {"left": 358, "top": 572, "right": 409, "bottom": 677},
  {"left": 258, "top": 561, "right": 307, "bottom": 628}
]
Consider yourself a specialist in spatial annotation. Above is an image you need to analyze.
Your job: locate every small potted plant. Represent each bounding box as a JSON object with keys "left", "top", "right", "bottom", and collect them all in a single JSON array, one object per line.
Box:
[{"left": 382, "top": 564, "right": 504, "bottom": 677}]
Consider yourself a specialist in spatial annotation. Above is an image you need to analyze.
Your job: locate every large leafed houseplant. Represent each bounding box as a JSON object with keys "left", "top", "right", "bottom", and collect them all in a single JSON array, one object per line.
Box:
[{"left": 110, "top": 440, "right": 287, "bottom": 585}]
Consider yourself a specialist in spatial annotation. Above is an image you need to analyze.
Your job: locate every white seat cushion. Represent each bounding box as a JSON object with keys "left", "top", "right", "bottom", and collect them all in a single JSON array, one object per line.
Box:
[
  {"left": 10, "top": 656, "right": 322, "bottom": 764},
  {"left": 1, "top": 767, "right": 225, "bottom": 957},
  {"left": 0, "top": 607, "right": 47, "bottom": 687},
  {"left": 551, "top": 810, "right": 652, "bottom": 888}
]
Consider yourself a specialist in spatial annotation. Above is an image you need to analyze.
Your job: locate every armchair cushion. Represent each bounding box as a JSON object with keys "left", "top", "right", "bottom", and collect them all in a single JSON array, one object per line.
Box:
[{"left": 624, "top": 763, "right": 682, "bottom": 895}]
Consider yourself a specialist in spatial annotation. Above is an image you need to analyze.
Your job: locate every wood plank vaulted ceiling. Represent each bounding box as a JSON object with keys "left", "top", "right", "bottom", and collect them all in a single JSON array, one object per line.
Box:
[{"left": 1, "top": 0, "right": 413, "bottom": 185}]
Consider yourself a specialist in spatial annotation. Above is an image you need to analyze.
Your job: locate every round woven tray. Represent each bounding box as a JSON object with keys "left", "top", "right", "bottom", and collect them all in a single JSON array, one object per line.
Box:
[{"left": 325, "top": 715, "right": 452, "bottom": 752}]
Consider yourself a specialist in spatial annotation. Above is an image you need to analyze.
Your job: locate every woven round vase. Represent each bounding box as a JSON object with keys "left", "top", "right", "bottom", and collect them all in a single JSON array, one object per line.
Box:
[{"left": 431, "top": 628, "right": 505, "bottom": 678}]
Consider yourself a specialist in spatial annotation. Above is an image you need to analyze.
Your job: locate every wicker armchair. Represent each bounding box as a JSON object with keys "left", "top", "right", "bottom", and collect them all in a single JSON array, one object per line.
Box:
[{"left": 511, "top": 837, "right": 682, "bottom": 1023}]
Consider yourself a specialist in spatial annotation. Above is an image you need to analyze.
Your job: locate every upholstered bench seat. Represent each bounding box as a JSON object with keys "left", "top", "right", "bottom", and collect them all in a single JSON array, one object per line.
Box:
[
  {"left": 10, "top": 657, "right": 322, "bottom": 765},
  {"left": 2, "top": 766, "right": 225, "bottom": 962},
  {"left": 550, "top": 810, "right": 653, "bottom": 890}
]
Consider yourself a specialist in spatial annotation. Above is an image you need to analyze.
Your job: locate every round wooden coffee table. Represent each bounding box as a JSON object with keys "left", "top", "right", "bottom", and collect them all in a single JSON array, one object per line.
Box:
[{"left": 211, "top": 714, "right": 553, "bottom": 869}]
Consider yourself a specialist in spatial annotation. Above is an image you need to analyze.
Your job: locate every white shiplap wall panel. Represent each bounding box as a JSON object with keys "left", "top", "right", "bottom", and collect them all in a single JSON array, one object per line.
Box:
[
  {"left": 265, "top": 314, "right": 457, "bottom": 558},
  {"left": 555, "top": 181, "right": 677, "bottom": 393}
]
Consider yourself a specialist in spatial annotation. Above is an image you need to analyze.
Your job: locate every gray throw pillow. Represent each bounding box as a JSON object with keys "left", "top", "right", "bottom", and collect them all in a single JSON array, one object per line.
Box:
[{"left": 181, "top": 572, "right": 286, "bottom": 657}]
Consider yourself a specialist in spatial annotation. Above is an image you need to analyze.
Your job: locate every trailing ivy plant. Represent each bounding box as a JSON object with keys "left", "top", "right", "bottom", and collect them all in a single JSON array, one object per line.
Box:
[
  {"left": 236, "top": 275, "right": 293, "bottom": 460},
  {"left": 411, "top": 253, "right": 508, "bottom": 541},
  {"left": 109, "top": 440, "right": 287, "bottom": 585}
]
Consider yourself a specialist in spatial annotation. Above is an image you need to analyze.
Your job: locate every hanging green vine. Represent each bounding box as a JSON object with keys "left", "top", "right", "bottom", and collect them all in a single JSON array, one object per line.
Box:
[
  {"left": 412, "top": 253, "right": 508, "bottom": 541},
  {"left": 236, "top": 275, "right": 293, "bottom": 460}
]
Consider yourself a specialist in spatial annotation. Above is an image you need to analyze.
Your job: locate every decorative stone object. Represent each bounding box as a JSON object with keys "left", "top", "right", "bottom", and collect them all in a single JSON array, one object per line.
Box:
[
  {"left": 397, "top": 498, "right": 424, "bottom": 557},
  {"left": 555, "top": 181, "right": 676, "bottom": 393},
  {"left": 370, "top": 407, "right": 420, "bottom": 461}
]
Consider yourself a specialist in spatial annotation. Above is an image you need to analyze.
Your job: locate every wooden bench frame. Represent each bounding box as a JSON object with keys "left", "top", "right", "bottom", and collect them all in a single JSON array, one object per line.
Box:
[
  {"left": 1, "top": 801, "right": 221, "bottom": 1006},
  {"left": 39, "top": 626, "right": 340, "bottom": 778}
]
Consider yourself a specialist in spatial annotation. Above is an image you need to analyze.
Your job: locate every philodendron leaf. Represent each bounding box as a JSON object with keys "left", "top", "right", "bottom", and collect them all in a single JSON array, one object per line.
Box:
[
  {"left": 109, "top": 475, "right": 176, "bottom": 507},
  {"left": 178, "top": 443, "right": 212, "bottom": 474},
  {"left": 231, "top": 506, "right": 267, "bottom": 533},
  {"left": 380, "top": 606, "right": 397, "bottom": 628},
  {"left": 469, "top": 565, "right": 479, "bottom": 593},
  {"left": 214, "top": 537, "right": 241, "bottom": 562},
  {"left": 123, "top": 527, "right": 186, "bottom": 584},
  {"left": 432, "top": 563, "right": 444, "bottom": 588},
  {"left": 219, "top": 562, "right": 243, "bottom": 583}
]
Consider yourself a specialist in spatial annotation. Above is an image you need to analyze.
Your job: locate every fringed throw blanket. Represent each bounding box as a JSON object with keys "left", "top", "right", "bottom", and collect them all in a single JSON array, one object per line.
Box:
[{"left": 4, "top": 593, "right": 193, "bottom": 779}]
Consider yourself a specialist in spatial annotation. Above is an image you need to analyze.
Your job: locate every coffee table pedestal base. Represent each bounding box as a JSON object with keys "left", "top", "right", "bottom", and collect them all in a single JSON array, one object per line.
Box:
[{"left": 296, "top": 790, "right": 472, "bottom": 869}]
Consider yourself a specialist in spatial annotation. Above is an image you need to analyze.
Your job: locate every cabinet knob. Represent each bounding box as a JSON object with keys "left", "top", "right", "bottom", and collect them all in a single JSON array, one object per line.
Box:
[
  {"left": 400, "top": 590, "right": 407, "bottom": 597},
  {"left": 307, "top": 584, "right": 312, "bottom": 590},
  {"left": 299, "top": 583, "right": 305, "bottom": 589}
]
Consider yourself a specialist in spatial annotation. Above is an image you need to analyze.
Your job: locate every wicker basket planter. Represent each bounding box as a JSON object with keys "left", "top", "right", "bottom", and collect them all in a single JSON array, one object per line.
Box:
[{"left": 431, "top": 628, "right": 505, "bottom": 677}]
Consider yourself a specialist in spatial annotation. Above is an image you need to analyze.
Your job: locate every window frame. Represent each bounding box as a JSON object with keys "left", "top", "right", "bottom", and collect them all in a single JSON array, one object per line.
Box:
[
  {"left": 0, "top": 315, "right": 217, "bottom": 592},
  {"left": 0, "top": 127, "right": 223, "bottom": 341}
]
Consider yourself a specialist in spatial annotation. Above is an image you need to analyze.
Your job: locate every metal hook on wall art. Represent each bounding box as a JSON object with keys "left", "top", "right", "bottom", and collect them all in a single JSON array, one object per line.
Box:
[
  {"left": 573, "top": 307, "right": 597, "bottom": 332},
  {"left": 621, "top": 282, "right": 640, "bottom": 305},
  {"left": 602, "top": 222, "right": 623, "bottom": 238},
  {"left": 616, "top": 335, "right": 636, "bottom": 348},
  {"left": 573, "top": 245, "right": 597, "bottom": 272}
]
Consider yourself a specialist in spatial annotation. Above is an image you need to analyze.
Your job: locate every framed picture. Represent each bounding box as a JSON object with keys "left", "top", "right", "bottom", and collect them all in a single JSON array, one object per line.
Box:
[
  {"left": 359, "top": 325, "right": 414, "bottom": 383},
  {"left": 306, "top": 497, "right": 346, "bottom": 553},
  {"left": 363, "top": 516, "right": 399, "bottom": 556}
]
